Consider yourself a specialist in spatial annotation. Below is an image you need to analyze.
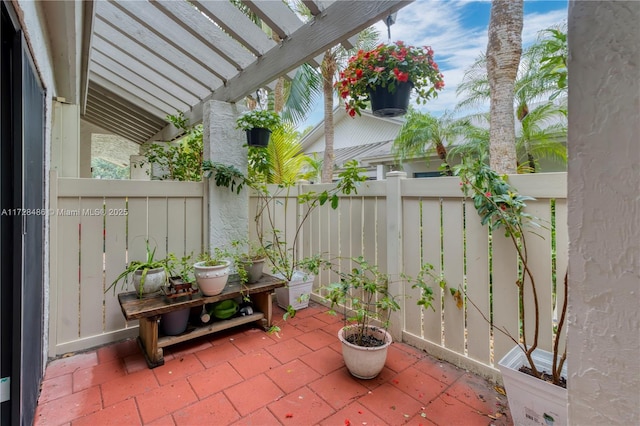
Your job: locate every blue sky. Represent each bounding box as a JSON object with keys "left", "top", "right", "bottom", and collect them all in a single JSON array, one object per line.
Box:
[{"left": 300, "top": 0, "right": 568, "bottom": 129}]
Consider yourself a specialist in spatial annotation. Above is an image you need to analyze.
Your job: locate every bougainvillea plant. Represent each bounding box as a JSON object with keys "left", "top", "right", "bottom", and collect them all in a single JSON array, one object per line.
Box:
[
  {"left": 455, "top": 157, "right": 567, "bottom": 387},
  {"left": 336, "top": 41, "right": 445, "bottom": 117}
]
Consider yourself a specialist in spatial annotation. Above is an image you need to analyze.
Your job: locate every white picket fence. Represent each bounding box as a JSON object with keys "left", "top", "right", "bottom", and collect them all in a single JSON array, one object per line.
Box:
[
  {"left": 49, "top": 171, "right": 566, "bottom": 382},
  {"left": 48, "top": 171, "right": 208, "bottom": 356},
  {"left": 253, "top": 172, "right": 567, "bottom": 381}
]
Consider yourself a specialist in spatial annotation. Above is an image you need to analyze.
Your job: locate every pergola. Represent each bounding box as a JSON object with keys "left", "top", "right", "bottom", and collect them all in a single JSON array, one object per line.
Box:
[{"left": 57, "top": 0, "right": 412, "bottom": 145}]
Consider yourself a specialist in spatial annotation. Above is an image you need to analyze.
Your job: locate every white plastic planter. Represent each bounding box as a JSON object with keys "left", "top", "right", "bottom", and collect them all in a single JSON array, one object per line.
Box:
[
  {"left": 498, "top": 345, "right": 568, "bottom": 426},
  {"left": 275, "top": 271, "right": 314, "bottom": 310}
]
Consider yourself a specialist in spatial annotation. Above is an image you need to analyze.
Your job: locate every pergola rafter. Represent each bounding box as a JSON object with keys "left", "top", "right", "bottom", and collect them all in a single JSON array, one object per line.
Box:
[{"left": 81, "top": 0, "right": 413, "bottom": 145}]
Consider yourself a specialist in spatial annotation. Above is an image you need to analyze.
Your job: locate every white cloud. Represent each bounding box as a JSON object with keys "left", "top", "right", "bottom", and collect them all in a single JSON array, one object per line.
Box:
[{"left": 371, "top": 0, "right": 567, "bottom": 116}]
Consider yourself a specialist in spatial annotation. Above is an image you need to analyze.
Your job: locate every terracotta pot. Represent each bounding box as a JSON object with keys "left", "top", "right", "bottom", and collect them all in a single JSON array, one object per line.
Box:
[{"left": 338, "top": 325, "right": 392, "bottom": 379}]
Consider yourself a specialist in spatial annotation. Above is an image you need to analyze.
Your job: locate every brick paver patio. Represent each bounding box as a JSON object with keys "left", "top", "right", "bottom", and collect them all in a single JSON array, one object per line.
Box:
[{"left": 34, "top": 302, "right": 512, "bottom": 425}]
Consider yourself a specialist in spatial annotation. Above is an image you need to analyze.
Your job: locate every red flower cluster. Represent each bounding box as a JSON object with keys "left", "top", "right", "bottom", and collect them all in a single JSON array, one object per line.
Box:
[{"left": 336, "top": 41, "right": 445, "bottom": 117}]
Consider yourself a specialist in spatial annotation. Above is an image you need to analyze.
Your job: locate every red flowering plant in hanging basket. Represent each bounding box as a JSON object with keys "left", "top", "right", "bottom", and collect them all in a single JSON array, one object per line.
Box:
[{"left": 336, "top": 41, "right": 445, "bottom": 117}]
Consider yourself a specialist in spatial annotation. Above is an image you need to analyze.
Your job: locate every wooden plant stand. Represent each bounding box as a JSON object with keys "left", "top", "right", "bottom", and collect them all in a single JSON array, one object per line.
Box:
[{"left": 118, "top": 274, "right": 285, "bottom": 368}]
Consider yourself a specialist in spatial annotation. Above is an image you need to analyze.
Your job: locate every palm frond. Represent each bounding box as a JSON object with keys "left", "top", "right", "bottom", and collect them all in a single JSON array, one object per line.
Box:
[{"left": 282, "top": 64, "right": 322, "bottom": 125}]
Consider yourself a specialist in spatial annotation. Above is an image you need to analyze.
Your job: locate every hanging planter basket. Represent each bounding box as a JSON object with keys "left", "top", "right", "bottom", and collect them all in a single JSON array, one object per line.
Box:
[
  {"left": 369, "top": 81, "right": 412, "bottom": 117},
  {"left": 246, "top": 127, "right": 271, "bottom": 147}
]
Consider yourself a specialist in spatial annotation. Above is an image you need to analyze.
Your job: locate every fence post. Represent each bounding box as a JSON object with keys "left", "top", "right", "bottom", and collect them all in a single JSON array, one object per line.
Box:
[
  {"left": 386, "top": 171, "right": 406, "bottom": 341},
  {"left": 48, "top": 170, "right": 59, "bottom": 358}
]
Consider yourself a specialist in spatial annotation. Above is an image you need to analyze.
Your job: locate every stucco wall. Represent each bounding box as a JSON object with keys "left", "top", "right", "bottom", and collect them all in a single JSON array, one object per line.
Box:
[
  {"left": 203, "top": 100, "right": 249, "bottom": 250},
  {"left": 567, "top": 1, "right": 640, "bottom": 424}
]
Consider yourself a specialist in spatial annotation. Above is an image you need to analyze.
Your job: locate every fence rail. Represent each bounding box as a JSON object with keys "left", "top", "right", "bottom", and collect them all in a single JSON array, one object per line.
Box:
[
  {"left": 257, "top": 173, "right": 567, "bottom": 381},
  {"left": 49, "top": 171, "right": 567, "bottom": 383}
]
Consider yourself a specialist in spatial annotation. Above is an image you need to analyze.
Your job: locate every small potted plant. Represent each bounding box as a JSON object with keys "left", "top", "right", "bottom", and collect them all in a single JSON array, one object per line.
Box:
[
  {"left": 193, "top": 248, "right": 232, "bottom": 296},
  {"left": 229, "top": 239, "right": 268, "bottom": 284},
  {"left": 235, "top": 109, "right": 282, "bottom": 147},
  {"left": 336, "top": 41, "right": 445, "bottom": 117},
  {"left": 455, "top": 157, "right": 568, "bottom": 425},
  {"left": 160, "top": 253, "right": 195, "bottom": 335},
  {"left": 106, "top": 241, "right": 168, "bottom": 299},
  {"left": 324, "top": 256, "right": 437, "bottom": 379}
]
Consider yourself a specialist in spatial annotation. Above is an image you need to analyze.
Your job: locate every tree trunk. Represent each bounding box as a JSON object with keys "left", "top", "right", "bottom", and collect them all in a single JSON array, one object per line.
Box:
[
  {"left": 435, "top": 143, "right": 453, "bottom": 176},
  {"left": 486, "top": 0, "right": 523, "bottom": 174},
  {"left": 321, "top": 50, "right": 337, "bottom": 183},
  {"left": 274, "top": 77, "right": 285, "bottom": 113}
]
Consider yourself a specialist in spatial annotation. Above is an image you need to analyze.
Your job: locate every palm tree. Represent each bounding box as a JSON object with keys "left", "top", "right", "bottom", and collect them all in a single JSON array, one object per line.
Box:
[
  {"left": 516, "top": 101, "right": 567, "bottom": 171},
  {"left": 457, "top": 26, "right": 566, "bottom": 172},
  {"left": 448, "top": 103, "right": 566, "bottom": 173},
  {"left": 486, "top": 0, "right": 523, "bottom": 174},
  {"left": 536, "top": 25, "right": 568, "bottom": 100},
  {"left": 392, "top": 110, "right": 467, "bottom": 176}
]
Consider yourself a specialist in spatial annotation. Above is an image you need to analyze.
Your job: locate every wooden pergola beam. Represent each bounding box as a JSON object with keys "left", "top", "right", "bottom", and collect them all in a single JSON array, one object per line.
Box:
[{"left": 150, "top": 0, "right": 412, "bottom": 142}]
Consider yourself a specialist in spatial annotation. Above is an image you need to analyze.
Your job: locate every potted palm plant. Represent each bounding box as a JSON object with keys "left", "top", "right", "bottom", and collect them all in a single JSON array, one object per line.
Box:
[
  {"left": 106, "top": 241, "right": 169, "bottom": 299},
  {"left": 456, "top": 158, "right": 568, "bottom": 425},
  {"left": 336, "top": 41, "right": 445, "bottom": 118},
  {"left": 235, "top": 109, "right": 282, "bottom": 147}
]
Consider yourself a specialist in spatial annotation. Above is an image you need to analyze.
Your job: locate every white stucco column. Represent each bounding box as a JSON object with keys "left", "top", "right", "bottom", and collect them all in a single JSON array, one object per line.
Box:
[
  {"left": 203, "top": 100, "right": 248, "bottom": 251},
  {"left": 567, "top": 2, "right": 639, "bottom": 424}
]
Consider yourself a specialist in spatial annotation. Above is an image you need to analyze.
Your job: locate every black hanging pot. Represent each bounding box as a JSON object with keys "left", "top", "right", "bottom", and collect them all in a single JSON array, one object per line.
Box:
[
  {"left": 246, "top": 127, "right": 271, "bottom": 147},
  {"left": 369, "top": 81, "right": 412, "bottom": 117}
]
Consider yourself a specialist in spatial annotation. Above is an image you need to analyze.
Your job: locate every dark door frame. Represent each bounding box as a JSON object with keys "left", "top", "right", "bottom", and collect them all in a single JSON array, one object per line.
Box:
[{"left": 1, "top": 3, "right": 46, "bottom": 425}]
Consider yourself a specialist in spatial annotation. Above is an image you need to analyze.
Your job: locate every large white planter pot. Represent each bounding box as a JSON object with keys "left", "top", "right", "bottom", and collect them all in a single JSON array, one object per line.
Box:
[
  {"left": 274, "top": 271, "right": 314, "bottom": 310},
  {"left": 133, "top": 267, "right": 166, "bottom": 295},
  {"left": 194, "top": 260, "right": 231, "bottom": 296},
  {"left": 498, "top": 345, "right": 568, "bottom": 426},
  {"left": 338, "top": 325, "right": 392, "bottom": 379}
]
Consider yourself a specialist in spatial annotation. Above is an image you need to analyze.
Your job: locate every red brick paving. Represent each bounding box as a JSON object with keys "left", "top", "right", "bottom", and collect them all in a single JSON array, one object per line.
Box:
[{"left": 34, "top": 301, "right": 512, "bottom": 426}]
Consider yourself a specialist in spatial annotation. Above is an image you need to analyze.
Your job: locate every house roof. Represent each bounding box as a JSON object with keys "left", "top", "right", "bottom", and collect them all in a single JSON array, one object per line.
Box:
[
  {"left": 74, "top": 1, "right": 411, "bottom": 144},
  {"left": 314, "top": 140, "right": 394, "bottom": 168},
  {"left": 300, "top": 106, "right": 404, "bottom": 151}
]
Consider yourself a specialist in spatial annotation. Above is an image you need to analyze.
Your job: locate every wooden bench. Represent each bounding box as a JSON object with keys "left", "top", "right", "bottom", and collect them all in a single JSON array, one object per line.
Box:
[{"left": 118, "top": 274, "right": 285, "bottom": 368}]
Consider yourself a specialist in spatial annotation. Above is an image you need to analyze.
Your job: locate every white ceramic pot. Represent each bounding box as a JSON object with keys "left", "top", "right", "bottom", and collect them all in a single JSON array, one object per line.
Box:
[
  {"left": 274, "top": 271, "right": 314, "bottom": 310},
  {"left": 242, "top": 257, "right": 265, "bottom": 283},
  {"left": 194, "top": 260, "right": 231, "bottom": 296},
  {"left": 133, "top": 267, "right": 166, "bottom": 295},
  {"left": 338, "top": 325, "right": 392, "bottom": 379},
  {"left": 498, "top": 345, "right": 568, "bottom": 426}
]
